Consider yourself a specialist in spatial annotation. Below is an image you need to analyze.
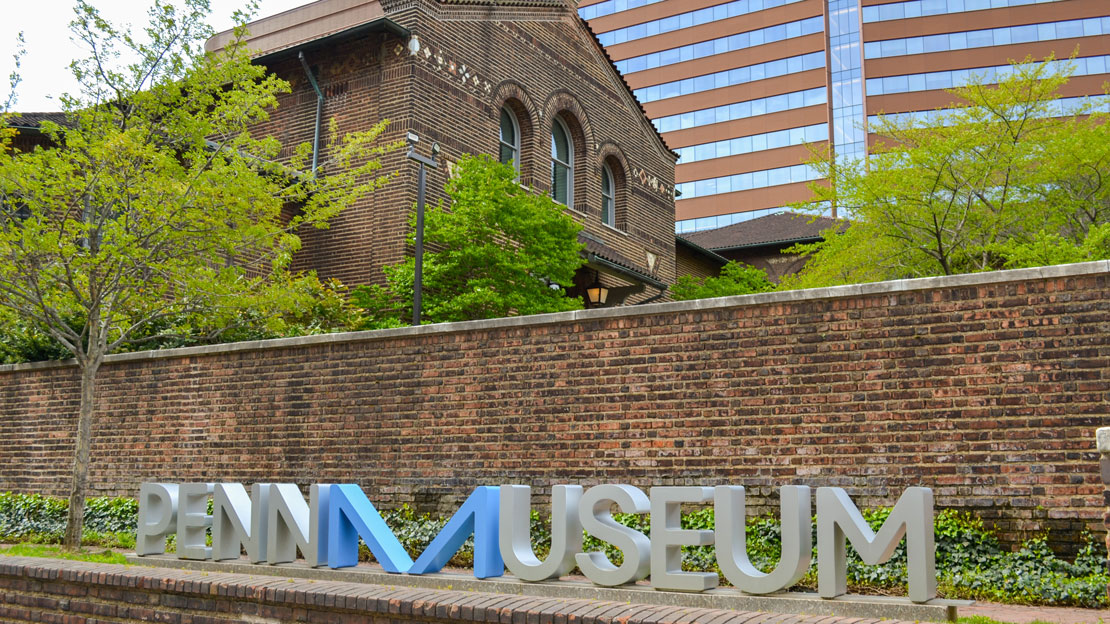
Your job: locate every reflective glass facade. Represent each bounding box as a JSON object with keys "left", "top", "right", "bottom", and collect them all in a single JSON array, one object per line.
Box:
[
  {"left": 578, "top": 0, "right": 665, "bottom": 20},
  {"left": 676, "top": 207, "right": 788, "bottom": 233},
  {"left": 653, "top": 88, "right": 826, "bottom": 133},
  {"left": 867, "top": 55, "right": 1110, "bottom": 95},
  {"left": 868, "top": 94, "right": 1110, "bottom": 126},
  {"left": 575, "top": 0, "right": 1110, "bottom": 234},
  {"left": 635, "top": 52, "right": 825, "bottom": 103},
  {"left": 864, "top": 17, "right": 1110, "bottom": 59},
  {"left": 828, "top": 0, "right": 866, "bottom": 163},
  {"left": 862, "top": 0, "right": 1061, "bottom": 23},
  {"left": 595, "top": 0, "right": 807, "bottom": 46},
  {"left": 675, "top": 124, "right": 828, "bottom": 164},
  {"left": 616, "top": 17, "right": 823, "bottom": 74},
  {"left": 675, "top": 164, "right": 821, "bottom": 199}
]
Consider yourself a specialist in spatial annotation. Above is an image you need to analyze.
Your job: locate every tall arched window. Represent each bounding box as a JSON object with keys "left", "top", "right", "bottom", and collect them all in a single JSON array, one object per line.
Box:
[
  {"left": 601, "top": 163, "right": 615, "bottom": 226},
  {"left": 499, "top": 107, "right": 520, "bottom": 172},
  {"left": 551, "top": 118, "right": 572, "bottom": 206}
]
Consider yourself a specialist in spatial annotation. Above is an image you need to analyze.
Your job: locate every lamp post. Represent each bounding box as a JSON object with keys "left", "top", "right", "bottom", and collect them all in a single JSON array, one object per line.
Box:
[{"left": 406, "top": 132, "right": 439, "bottom": 326}]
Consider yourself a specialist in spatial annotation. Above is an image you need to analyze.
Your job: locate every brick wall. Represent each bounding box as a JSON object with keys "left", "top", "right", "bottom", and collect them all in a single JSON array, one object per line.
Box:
[
  {"left": 0, "top": 262, "right": 1108, "bottom": 549},
  {"left": 0, "top": 557, "right": 917, "bottom": 624}
]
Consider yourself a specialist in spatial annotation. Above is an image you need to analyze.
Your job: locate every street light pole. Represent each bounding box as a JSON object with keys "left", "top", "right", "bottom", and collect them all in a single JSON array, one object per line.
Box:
[{"left": 406, "top": 132, "right": 439, "bottom": 326}]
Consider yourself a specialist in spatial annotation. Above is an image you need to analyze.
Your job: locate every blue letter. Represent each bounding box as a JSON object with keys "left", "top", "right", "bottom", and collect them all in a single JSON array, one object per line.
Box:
[
  {"left": 327, "top": 484, "right": 414, "bottom": 572},
  {"left": 409, "top": 486, "right": 503, "bottom": 578}
]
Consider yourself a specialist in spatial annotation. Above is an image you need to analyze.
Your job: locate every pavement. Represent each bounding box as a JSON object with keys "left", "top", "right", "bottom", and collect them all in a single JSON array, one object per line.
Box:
[{"left": 961, "top": 602, "right": 1110, "bottom": 624}]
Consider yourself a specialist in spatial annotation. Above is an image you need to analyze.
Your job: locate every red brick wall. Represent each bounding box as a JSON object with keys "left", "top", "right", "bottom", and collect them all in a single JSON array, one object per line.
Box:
[{"left": 0, "top": 263, "right": 1107, "bottom": 549}]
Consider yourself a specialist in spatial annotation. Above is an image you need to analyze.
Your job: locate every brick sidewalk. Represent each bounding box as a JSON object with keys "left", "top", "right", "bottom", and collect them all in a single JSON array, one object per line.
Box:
[{"left": 962, "top": 602, "right": 1110, "bottom": 624}]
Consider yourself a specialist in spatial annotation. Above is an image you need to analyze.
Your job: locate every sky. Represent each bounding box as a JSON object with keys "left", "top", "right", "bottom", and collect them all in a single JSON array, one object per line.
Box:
[{"left": 1, "top": 0, "right": 314, "bottom": 111}]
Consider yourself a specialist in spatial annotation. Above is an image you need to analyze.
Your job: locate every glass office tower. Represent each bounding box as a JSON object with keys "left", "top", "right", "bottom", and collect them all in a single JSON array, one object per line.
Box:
[{"left": 579, "top": 0, "right": 1110, "bottom": 233}]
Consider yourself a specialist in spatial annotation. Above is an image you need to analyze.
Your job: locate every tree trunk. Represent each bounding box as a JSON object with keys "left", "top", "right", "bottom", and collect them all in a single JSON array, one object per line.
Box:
[{"left": 63, "top": 361, "right": 99, "bottom": 549}]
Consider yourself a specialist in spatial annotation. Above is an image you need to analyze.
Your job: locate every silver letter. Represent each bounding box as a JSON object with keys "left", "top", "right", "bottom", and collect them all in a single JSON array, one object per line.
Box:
[
  {"left": 136, "top": 483, "right": 178, "bottom": 556},
  {"left": 176, "top": 483, "right": 213, "bottom": 560},
  {"left": 715, "top": 485, "right": 811, "bottom": 594},
  {"left": 212, "top": 483, "right": 269, "bottom": 562},
  {"left": 575, "top": 484, "right": 651, "bottom": 587},
  {"left": 650, "top": 487, "right": 716, "bottom": 591},
  {"left": 500, "top": 485, "right": 582, "bottom": 582},
  {"left": 817, "top": 487, "right": 936, "bottom": 603},
  {"left": 266, "top": 483, "right": 329, "bottom": 567}
]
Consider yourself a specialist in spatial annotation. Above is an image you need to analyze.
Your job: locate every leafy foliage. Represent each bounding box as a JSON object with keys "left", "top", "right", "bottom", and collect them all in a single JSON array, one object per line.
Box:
[
  {"left": 0, "top": 492, "right": 136, "bottom": 548},
  {"left": 671, "top": 262, "right": 774, "bottom": 301},
  {"left": 786, "top": 57, "right": 1110, "bottom": 289},
  {"left": 0, "top": 276, "right": 361, "bottom": 364},
  {"left": 353, "top": 155, "right": 585, "bottom": 325},
  {"left": 0, "top": 0, "right": 396, "bottom": 545}
]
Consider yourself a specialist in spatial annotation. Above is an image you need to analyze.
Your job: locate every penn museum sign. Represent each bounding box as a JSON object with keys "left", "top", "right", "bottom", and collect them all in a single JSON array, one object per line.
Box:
[{"left": 136, "top": 483, "right": 937, "bottom": 604}]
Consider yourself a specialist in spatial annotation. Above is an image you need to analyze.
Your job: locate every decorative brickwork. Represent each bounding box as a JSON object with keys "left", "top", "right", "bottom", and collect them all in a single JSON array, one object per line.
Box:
[
  {"left": 0, "top": 264, "right": 1107, "bottom": 551},
  {"left": 0, "top": 556, "right": 921, "bottom": 624}
]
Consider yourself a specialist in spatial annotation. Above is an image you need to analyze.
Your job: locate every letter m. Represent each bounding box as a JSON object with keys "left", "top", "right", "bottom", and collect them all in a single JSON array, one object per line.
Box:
[{"left": 817, "top": 487, "right": 936, "bottom": 603}]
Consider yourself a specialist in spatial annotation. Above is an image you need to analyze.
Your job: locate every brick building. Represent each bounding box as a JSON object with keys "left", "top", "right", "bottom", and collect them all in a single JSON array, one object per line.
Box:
[{"left": 206, "top": 0, "right": 681, "bottom": 304}]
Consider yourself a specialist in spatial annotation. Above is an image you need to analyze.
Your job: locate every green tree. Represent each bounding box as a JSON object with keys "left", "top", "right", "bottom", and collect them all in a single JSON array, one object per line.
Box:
[
  {"left": 0, "top": 0, "right": 394, "bottom": 547},
  {"left": 785, "top": 58, "right": 1110, "bottom": 289},
  {"left": 670, "top": 261, "right": 774, "bottom": 301},
  {"left": 354, "top": 154, "right": 585, "bottom": 325}
]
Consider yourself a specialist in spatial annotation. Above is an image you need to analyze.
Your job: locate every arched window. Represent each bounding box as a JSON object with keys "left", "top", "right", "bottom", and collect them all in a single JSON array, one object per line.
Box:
[
  {"left": 499, "top": 106, "right": 520, "bottom": 172},
  {"left": 551, "top": 118, "right": 572, "bottom": 206},
  {"left": 601, "top": 163, "right": 615, "bottom": 226}
]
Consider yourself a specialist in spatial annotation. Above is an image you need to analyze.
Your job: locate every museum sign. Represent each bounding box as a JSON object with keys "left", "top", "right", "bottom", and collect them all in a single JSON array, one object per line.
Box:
[{"left": 137, "top": 483, "right": 936, "bottom": 603}]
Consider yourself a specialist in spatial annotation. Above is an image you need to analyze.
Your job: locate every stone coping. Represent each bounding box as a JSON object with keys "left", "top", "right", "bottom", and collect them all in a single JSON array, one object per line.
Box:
[
  {"left": 0, "top": 260, "right": 1104, "bottom": 374},
  {"left": 125, "top": 554, "right": 967, "bottom": 623}
]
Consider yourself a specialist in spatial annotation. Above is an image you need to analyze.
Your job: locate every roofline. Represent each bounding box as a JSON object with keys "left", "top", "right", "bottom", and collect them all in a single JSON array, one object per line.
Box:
[
  {"left": 707, "top": 235, "right": 824, "bottom": 253},
  {"left": 675, "top": 236, "right": 728, "bottom": 265},
  {"left": 575, "top": 17, "right": 676, "bottom": 162},
  {"left": 588, "top": 253, "right": 667, "bottom": 289},
  {"left": 250, "top": 17, "right": 410, "bottom": 65}
]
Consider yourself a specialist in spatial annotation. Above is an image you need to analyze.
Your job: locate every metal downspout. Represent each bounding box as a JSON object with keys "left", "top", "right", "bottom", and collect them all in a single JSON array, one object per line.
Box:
[{"left": 298, "top": 52, "right": 324, "bottom": 174}]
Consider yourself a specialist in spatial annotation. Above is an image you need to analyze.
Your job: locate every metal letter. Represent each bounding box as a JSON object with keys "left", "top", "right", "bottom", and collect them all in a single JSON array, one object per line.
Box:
[
  {"left": 500, "top": 485, "right": 583, "bottom": 581},
  {"left": 650, "top": 486, "right": 717, "bottom": 591},
  {"left": 327, "top": 484, "right": 413, "bottom": 572},
  {"left": 575, "top": 484, "right": 651, "bottom": 587},
  {"left": 212, "top": 483, "right": 269, "bottom": 562},
  {"left": 715, "top": 485, "right": 811, "bottom": 594},
  {"left": 817, "top": 487, "right": 936, "bottom": 603},
  {"left": 177, "top": 483, "right": 213, "bottom": 560},
  {"left": 410, "top": 486, "right": 504, "bottom": 578},
  {"left": 266, "top": 483, "right": 329, "bottom": 567},
  {"left": 136, "top": 483, "right": 178, "bottom": 556}
]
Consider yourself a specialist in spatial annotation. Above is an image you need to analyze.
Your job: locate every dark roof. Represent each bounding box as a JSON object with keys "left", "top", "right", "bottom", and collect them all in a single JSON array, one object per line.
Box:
[
  {"left": 682, "top": 211, "right": 847, "bottom": 251},
  {"left": 6, "top": 112, "right": 67, "bottom": 131},
  {"left": 675, "top": 235, "right": 727, "bottom": 266},
  {"left": 578, "top": 231, "right": 665, "bottom": 288}
]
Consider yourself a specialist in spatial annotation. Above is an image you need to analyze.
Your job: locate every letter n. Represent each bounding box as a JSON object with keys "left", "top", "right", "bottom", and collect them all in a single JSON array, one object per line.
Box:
[
  {"left": 817, "top": 487, "right": 936, "bottom": 603},
  {"left": 328, "top": 484, "right": 414, "bottom": 572},
  {"left": 409, "top": 486, "right": 503, "bottom": 578}
]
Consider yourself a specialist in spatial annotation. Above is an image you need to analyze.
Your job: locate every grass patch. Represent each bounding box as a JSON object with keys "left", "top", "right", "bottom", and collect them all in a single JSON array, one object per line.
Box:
[{"left": 0, "top": 542, "right": 127, "bottom": 564}]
